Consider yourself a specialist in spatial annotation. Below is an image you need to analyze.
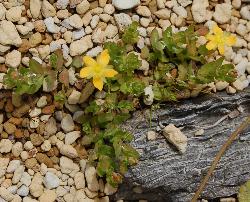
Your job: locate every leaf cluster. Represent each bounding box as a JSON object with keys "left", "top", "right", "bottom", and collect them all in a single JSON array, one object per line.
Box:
[
  {"left": 145, "top": 26, "right": 236, "bottom": 101},
  {"left": 80, "top": 93, "right": 138, "bottom": 186},
  {"left": 122, "top": 21, "right": 140, "bottom": 45},
  {"left": 4, "top": 59, "right": 45, "bottom": 95},
  {"left": 4, "top": 50, "right": 66, "bottom": 96},
  {"left": 104, "top": 22, "right": 146, "bottom": 96}
]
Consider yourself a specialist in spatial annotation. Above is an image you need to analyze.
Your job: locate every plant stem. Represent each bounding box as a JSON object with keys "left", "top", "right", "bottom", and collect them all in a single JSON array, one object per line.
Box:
[{"left": 191, "top": 116, "right": 250, "bottom": 202}]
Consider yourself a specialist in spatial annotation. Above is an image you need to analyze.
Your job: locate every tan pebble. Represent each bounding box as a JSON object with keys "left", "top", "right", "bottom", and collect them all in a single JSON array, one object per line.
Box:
[
  {"left": 34, "top": 20, "right": 46, "bottom": 33},
  {"left": 42, "top": 105, "right": 55, "bottom": 114},
  {"left": 36, "top": 153, "right": 54, "bottom": 168}
]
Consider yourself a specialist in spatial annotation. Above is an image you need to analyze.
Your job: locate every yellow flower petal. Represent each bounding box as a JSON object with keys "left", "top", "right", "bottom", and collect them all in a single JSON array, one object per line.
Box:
[
  {"left": 226, "top": 35, "right": 236, "bottom": 46},
  {"left": 206, "top": 41, "right": 217, "bottom": 50},
  {"left": 97, "top": 49, "right": 110, "bottom": 67},
  {"left": 80, "top": 67, "right": 92, "bottom": 78},
  {"left": 206, "top": 34, "right": 216, "bottom": 41},
  {"left": 93, "top": 77, "right": 103, "bottom": 91},
  {"left": 83, "top": 56, "right": 97, "bottom": 67},
  {"left": 213, "top": 25, "right": 223, "bottom": 35},
  {"left": 218, "top": 44, "right": 225, "bottom": 55},
  {"left": 104, "top": 69, "right": 118, "bottom": 78}
]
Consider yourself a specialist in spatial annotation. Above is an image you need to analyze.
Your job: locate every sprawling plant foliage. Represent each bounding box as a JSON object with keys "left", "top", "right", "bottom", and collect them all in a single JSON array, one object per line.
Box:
[
  {"left": 145, "top": 26, "right": 236, "bottom": 101},
  {"left": 4, "top": 50, "right": 64, "bottom": 95}
]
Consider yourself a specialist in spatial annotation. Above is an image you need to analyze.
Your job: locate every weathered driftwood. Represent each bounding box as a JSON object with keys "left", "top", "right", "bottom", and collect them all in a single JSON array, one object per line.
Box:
[{"left": 114, "top": 89, "right": 250, "bottom": 202}]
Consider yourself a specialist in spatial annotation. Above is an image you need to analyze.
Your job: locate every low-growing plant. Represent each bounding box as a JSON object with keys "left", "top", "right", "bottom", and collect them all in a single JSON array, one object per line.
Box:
[
  {"left": 145, "top": 26, "right": 236, "bottom": 101},
  {"left": 4, "top": 59, "right": 45, "bottom": 95},
  {"left": 79, "top": 22, "right": 238, "bottom": 187},
  {"left": 3, "top": 22, "right": 238, "bottom": 189},
  {"left": 4, "top": 50, "right": 65, "bottom": 96},
  {"left": 80, "top": 94, "right": 138, "bottom": 186}
]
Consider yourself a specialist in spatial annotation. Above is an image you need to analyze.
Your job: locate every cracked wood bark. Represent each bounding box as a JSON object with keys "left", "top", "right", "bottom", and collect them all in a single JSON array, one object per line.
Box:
[{"left": 114, "top": 89, "right": 250, "bottom": 202}]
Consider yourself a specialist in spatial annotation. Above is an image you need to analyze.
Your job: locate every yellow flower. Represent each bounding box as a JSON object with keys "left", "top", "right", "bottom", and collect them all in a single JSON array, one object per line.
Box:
[
  {"left": 206, "top": 25, "right": 236, "bottom": 55},
  {"left": 80, "top": 49, "right": 118, "bottom": 91}
]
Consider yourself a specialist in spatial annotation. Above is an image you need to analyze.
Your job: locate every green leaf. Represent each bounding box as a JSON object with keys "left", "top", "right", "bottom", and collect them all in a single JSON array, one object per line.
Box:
[
  {"left": 114, "top": 52, "right": 141, "bottom": 73},
  {"left": 97, "top": 113, "right": 114, "bottom": 125},
  {"left": 154, "top": 63, "right": 173, "bottom": 81},
  {"left": 103, "top": 127, "right": 133, "bottom": 142},
  {"left": 162, "top": 27, "right": 185, "bottom": 55},
  {"left": 153, "top": 83, "right": 177, "bottom": 101},
  {"left": 104, "top": 42, "right": 126, "bottom": 69},
  {"left": 82, "top": 122, "right": 92, "bottom": 134},
  {"left": 238, "top": 180, "right": 250, "bottom": 202},
  {"left": 196, "top": 57, "right": 224, "bottom": 83},
  {"left": 119, "top": 77, "right": 145, "bottom": 96},
  {"left": 104, "top": 42, "right": 141, "bottom": 74},
  {"left": 54, "top": 90, "right": 66, "bottom": 103},
  {"left": 50, "top": 53, "right": 57, "bottom": 69},
  {"left": 122, "top": 52, "right": 141, "bottom": 73},
  {"left": 3, "top": 67, "right": 44, "bottom": 95},
  {"left": 15, "top": 75, "right": 44, "bottom": 95},
  {"left": 117, "top": 100, "right": 134, "bottom": 111},
  {"left": 95, "top": 141, "right": 114, "bottom": 157},
  {"left": 196, "top": 57, "right": 235, "bottom": 84},
  {"left": 50, "top": 49, "right": 64, "bottom": 70},
  {"left": 141, "top": 46, "right": 150, "bottom": 59},
  {"left": 106, "top": 172, "right": 122, "bottom": 187},
  {"left": 216, "top": 64, "right": 236, "bottom": 83},
  {"left": 29, "top": 59, "right": 44, "bottom": 74},
  {"left": 122, "top": 21, "right": 139, "bottom": 45},
  {"left": 113, "top": 113, "right": 131, "bottom": 124},
  {"left": 177, "top": 64, "right": 188, "bottom": 81},
  {"left": 119, "top": 144, "right": 139, "bottom": 165},
  {"left": 96, "top": 155, "right": 115, "bottom": 177},
  {"left": 3, "top": 68, "right": 17, "bottom": 88},
  {"left": 85, "top": 101, "right": 101, "bottom": 114},
  {"left": 150, "top": 29, "right": 167, "bottom": 62},
  {"left": 198, "top": 44, "right": 209, "bottom": 56},
  {"left": 105, "top": 93, "right": 118, "bottom": 110},
  {"left": 150, "top": 29, "right": 160, "bottom": 49},
  {"left": 44, "top": 70, "right": 57, "bottom": 91}
]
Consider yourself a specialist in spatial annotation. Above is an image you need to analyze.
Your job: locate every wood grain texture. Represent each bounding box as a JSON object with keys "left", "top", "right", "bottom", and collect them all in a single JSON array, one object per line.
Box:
[{"left": 114, "top": 89, "right": 250, "bottom": 202}]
